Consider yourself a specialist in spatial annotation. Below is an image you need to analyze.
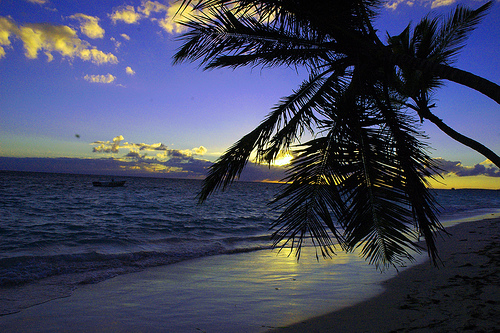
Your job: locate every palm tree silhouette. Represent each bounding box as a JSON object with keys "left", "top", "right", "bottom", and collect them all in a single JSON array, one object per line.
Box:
[{"left": 174, "top": 0, "right": 499, "bottom": 269}]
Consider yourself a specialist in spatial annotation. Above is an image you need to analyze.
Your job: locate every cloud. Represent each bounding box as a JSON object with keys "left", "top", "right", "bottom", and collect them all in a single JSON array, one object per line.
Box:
[
  {"left": 156, "top": 2, "right": 193, "bottom": 34},
  {"left": 92, "top": 136, "right": 209, "bottom": 160},
  {"left": 92, "top": 135, "right": 124, "bottom": 152},
  {"left": 385, "top": 0, "right": 411, "bottom": 10},
  {"left": 125, "top": 66, "right": 136, "bottom": 75},
  {"left": 108, "top": 1, "right": 193, "bottom": 34},
  {"left": 26, "top": 0, "right": 48, "bottom": 4},
  {"left": 110, "top": 5, "right": 142, "bottom": 24},
  {"left": 139, "top": 1, "right": 168, "bottom": 16},
  {"left": 110, "top": 36, "right": 121, "bottom": 49},
  {"left": 193, "top": 146, "right": 207, "bottom": 155},
  {"left": 0, "top": 16, "right": 118, "bottom": 64},
  {"left": 435, "top": 158, "right": 500, "bottom": 177},
  {"left": 84, "top": 134, "right": 292, "bottom": 181},
  {"left": 69, "top": 14, "right": 105, "bottom": 39},
  {"left": 84, "top": 73, "right": 116, "bottom": 84},
  {"left": 0, "top": 155, "right": 287, "bottom": 182},
  {"left": 0, "top": 17, "right": 17, "bottom": 59},
  {"left": 120, "top": 33, "right": 130, "bottom": 41},
  {"left": 385, "top": 0, "right": 459, "bottom": 10},
  {"left": 430, "top": 0, "right": 457, "bottom": 9},
  {"left": 88, "top": 136, "right": 220, "bottom": 177}
]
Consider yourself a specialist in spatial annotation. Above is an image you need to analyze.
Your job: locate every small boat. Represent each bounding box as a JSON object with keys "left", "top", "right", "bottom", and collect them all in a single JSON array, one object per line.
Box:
[{"left": 92, "top": 180, "right": 126, "bottom": 187}]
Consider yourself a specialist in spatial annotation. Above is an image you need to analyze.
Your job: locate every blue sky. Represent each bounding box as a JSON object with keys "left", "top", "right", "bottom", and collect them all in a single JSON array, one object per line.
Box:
[{"left": 1, "top": 0, "right": 499, "bottom": 188}]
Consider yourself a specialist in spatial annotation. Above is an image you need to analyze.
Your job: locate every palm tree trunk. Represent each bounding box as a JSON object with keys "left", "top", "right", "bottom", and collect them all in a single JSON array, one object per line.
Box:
[
  {"left": 419, "top": 107, "right": 500, "bottom": 168},
  {"left": 386, "top": 51, "right": 500, "bottom": 105}
]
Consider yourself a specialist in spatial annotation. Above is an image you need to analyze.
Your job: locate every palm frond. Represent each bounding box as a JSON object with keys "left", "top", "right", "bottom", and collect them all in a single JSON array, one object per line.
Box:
[
  {"left": 175, "top": 0, "right": 496, "bottom": 269},
  {"left": 338, "top": 122, "right": 420, "bottom": 269},
  {"left": 270, "top": 135, "right": 351, "bottom": 259},
  {"left": 257, "top": 66, "right": 353, "bottom": 163},
  {"left": 198, "top": 69, "right": 337, "bottom": 202},
  {"left": 434, "top": 1, "right": 493, "bottom": 63},
  {"left": 173, "top": 6, "right": 331, "bottom": 70},
  {"left": 369, "top": 81, "right": 445, "bottom": 265}
]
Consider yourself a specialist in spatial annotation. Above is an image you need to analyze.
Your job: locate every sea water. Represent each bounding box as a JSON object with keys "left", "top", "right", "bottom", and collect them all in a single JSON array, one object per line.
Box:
[{"left": 1, "top": 171, "right": 499, "bottom": 316}]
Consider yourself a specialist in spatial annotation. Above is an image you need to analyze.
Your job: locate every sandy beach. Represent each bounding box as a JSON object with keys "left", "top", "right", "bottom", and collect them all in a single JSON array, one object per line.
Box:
[
  {"left": 276, "top": 217, "right": 500, "bottom": 333},
  {"left": 1, "top": 217, "right": 498, "bottom": 332}
]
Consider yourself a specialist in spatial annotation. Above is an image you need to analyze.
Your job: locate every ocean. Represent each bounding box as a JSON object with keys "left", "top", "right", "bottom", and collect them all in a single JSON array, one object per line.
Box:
[{"left": 1, "top": 170, "right": 499, "bottom": 318}]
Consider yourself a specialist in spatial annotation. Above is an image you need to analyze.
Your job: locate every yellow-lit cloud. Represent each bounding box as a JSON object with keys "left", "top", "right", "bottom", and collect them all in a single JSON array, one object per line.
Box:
[
  {"left": 430, "top": 0, "right": 457, "bottom": 8},
  {"left": 157, "top": 2, "right": 192, "bottom": 34},
  {"left": 120, "top": 33, "right": 130, "bottom": 40},
  {"left": 139, "top": 1, "right": 168, "bottom": 16},
  {"left": 385, "top": 0, "right": 458, "bottom": 10},
  {"left": 0, "top": 16, "right": 118, "bottom": 64},
  {"left": 125, "top": 66, "right": 135, "bottom": 75},
  {"left": 0, "top": 17, "right": 17, "bottom": 59},
  {"left": 385, "top": 0, "right": 408, "bottom": 10},
  {"left": 192, "top": 146, "right": 207, "bottom": 155},
  {"left": 26, "top": 0, "right": 48, "bottom": 4},
  {"left": 110, "top": 37, "right": 121, "bottom": 49},
  {"left": 84, "top": 74, "right": 116, "bottom": 84},
  {"left": 108, "top": 1, "right": 193, "bottom": 35},
  {"left": 92, "top": 135, "right": 124, "bottom": 152},
  {"left": 69, "top": 14, "right": 105, "bottom": 39},
  {"left": 110, "top": 5, "right": 142, "bottom": 24},
  {"left": 91, "top": 136, "right": 208, "bottom": 164}
]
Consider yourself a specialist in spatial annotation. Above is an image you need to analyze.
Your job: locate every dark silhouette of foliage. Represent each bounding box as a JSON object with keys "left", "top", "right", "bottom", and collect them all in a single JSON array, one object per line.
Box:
[{"left": 174, "top": 0, "right": 499, "bottom": 269}]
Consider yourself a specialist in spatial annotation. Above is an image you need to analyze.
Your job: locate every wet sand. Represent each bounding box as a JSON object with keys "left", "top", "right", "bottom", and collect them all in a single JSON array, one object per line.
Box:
[
  {"left": 0, "top": 243, "right": 406, "bottom": 332},
  {"left": 274, "top": 217, "right": 500, "bottom": 333}
]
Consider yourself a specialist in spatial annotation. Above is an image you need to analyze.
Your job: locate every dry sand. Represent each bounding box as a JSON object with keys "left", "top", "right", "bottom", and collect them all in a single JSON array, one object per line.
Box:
[{"left": 274, "top": 217, "right": 500, "bottom": 333}]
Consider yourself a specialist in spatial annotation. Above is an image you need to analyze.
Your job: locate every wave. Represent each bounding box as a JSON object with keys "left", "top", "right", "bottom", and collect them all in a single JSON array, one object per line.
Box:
[{"left": 0, "top": 241, "right": 273, "bottom": 288}]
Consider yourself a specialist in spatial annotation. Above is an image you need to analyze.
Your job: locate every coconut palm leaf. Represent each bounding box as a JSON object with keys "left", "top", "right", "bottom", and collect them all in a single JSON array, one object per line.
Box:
[
  {"left": 388, "top": 1, "right": 493, "bottom": 95},
  {"left": 198, "top": 66, "right": 354, "bottom": 202},
  {"left": 197, "top": 70, "right": 328, "bottom": 201},
  {"left": 174, "top": 6, "right": 332, "bottom": 70},
  {"left": 174, "top": 0, "right": 500, "bottom": 268},
  {"left": 434, "top": 2, "right": 493, "bottom": 62}
]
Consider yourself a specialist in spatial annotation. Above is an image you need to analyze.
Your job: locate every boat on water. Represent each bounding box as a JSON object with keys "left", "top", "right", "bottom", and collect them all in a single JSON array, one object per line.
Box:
[{"left": 92, "top": 180, "right": 126, "bottom": 187}]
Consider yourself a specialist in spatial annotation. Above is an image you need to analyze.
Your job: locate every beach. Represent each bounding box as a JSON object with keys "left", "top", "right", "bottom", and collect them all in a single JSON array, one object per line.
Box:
[
  {"left": 276, "top": 216, "right": 500, "bottom": 333},
  {"left": 0, "top": 216, "right": 498, "bottom": 332}
]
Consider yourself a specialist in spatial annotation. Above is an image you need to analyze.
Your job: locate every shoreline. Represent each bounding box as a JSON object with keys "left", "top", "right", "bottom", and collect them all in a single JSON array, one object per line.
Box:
[
  {"left": 0, "top": 217, "right": 498, "bottom": 332},
  {"left": 273, "top": 216, "right": 500, "bottom": 332}
]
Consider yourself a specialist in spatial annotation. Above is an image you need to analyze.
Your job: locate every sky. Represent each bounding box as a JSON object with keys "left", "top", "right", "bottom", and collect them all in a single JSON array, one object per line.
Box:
[{"left": 0, "top": 0, "right": 499, "bottom": 189}]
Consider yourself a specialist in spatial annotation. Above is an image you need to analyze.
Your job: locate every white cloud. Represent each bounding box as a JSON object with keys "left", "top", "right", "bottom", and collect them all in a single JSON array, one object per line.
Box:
[
  {"left": 84, "top": 74, "right": 116, "bottom": 84},
  {"left": 69, "top": 13, "right": 105, "bottom": 39},
  {"left": 125, "top": 66, "right": 136, "bottom": 75},
  {"left": 110, "top": 5, "right": 142, "bottom": 24},
  {"left": 120, "top": 33, "right": 130, "bottom": 40}
]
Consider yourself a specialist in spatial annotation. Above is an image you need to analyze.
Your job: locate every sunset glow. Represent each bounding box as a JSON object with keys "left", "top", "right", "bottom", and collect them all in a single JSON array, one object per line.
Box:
[{"left": 0, "top": 0, "right": 499, "bottom": 189}]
